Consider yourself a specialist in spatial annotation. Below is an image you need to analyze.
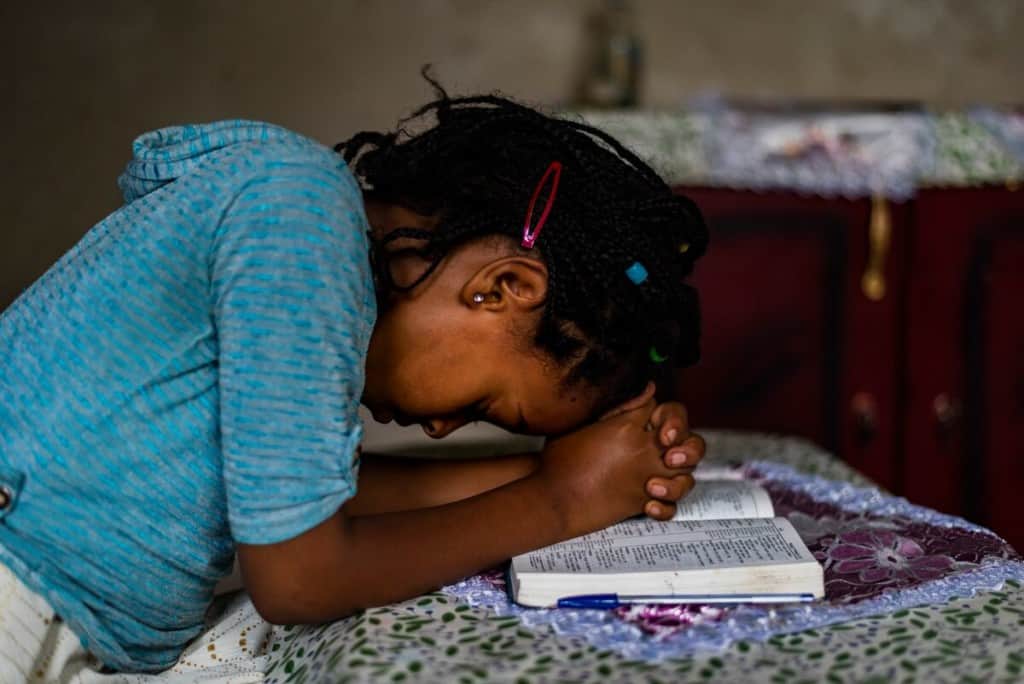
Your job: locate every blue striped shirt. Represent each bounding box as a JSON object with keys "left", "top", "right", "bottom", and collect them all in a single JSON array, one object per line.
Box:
[{"left": 0, "top": 120, "right": 375, "bottom": 671}]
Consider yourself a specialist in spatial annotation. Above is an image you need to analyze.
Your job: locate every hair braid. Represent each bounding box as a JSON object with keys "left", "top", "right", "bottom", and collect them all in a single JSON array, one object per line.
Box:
[{"left": 337, "top": 74, "right": 708, "bottom": 412}]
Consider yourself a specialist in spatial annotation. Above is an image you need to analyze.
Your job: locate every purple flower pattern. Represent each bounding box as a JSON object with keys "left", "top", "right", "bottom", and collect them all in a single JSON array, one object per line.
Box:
[
  {"left": 817, "top": 529, "right": 955, "bottom": 584},
  {"left": 759, "top": 476, "right": 1018, "bottom": 604}
]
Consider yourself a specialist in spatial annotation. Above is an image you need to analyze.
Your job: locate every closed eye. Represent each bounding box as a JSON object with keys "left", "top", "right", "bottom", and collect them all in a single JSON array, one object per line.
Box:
[{"left": 466, "top": 400, "right": 490, "bottom": 425}]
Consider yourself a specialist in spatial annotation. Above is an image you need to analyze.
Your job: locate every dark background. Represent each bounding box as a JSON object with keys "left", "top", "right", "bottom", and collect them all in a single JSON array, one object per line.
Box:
[{"left": 5, "top": 0, "right": 1023, "bottom": 310}]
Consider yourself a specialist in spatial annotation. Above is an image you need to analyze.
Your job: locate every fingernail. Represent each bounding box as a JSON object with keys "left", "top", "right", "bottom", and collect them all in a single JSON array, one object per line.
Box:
[
  {"left": 668, "top": 452, "right": 688, "bottom": 467},
  {"left": 650, "top": 484, "right": 667, "bottom": 497},
  {"left": 665, "top": 428, "right": 678, "bottom": 444}
]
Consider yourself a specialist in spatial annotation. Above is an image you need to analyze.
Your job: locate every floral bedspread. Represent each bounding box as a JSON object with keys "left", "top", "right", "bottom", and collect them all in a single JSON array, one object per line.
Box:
[{"left": 257, "top": 431, "right": 1024, "bottom": 683}]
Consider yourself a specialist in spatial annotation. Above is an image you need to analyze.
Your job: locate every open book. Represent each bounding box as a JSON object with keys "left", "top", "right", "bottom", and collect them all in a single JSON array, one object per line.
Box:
[{"left": 509, "top": 470, "right": 824, "bottom": 607}]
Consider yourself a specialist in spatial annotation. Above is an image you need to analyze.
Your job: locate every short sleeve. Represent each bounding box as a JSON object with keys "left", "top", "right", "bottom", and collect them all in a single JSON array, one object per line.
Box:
[{"left": 212, "top": 157, "right": 375, "bottom": 545}]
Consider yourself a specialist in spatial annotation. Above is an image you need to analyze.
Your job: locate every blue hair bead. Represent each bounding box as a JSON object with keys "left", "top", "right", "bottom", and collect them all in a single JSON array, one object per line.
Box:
[{"left": 625, "top": 261, "right": 648, "bottom": 285}]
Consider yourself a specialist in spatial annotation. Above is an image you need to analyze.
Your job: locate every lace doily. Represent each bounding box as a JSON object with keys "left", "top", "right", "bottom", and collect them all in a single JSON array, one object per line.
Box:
[{"left": 442, "top": 460, "right": 1023, "bottom": 662}]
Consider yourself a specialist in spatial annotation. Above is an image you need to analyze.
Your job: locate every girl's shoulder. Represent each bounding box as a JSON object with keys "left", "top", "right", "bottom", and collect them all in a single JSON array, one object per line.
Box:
[{"left": 119, "top": 119, "right": 358, "bottom": 205}]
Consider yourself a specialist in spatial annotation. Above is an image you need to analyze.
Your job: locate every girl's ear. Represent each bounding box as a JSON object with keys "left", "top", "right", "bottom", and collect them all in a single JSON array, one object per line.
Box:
[{"left": 462, "top": 256, "right": 548, "bottom": 312}]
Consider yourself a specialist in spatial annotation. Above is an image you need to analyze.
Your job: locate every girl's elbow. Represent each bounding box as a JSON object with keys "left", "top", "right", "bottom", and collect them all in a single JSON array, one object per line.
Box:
[
  {"left": 249, "top": 593, "right": 295, "bottom": 626},
  {"left": 248, "top": 584, "right": 361, "bottom": 625}
]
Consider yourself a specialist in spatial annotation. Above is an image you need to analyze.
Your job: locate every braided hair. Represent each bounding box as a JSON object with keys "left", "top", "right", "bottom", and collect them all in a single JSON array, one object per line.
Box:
[{"left": 336, "top": 73, "right": 708, "bottom": 415}]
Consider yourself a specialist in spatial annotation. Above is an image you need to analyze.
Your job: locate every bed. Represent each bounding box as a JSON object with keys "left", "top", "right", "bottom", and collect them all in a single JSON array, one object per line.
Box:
[{"left": 82, "top": 430, "right": 1023, "bottom": 684}]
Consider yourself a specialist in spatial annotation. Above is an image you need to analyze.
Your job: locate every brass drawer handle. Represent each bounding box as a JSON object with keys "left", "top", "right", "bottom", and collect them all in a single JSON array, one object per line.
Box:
[
  {"left": 861, "top": 195, "right": 891, "bottom": 302},
  {"left": 933, "top": 393, "right": 962, "bottom": 440},
  {"left": 850, "top": 392, "right": 879, "bottom": 445}
]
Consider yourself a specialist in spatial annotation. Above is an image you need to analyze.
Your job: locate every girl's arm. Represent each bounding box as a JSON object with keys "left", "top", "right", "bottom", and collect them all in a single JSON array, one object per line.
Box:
[
  {"left": 239, "top": 466, "right": 567, "bottom": 624},
  {"left": 343, "top": 451, "right": 540, "bottom": 516},
  {"left": 237, "top": 398, "right": 695, "bottom": 625},
  {"left": 346, "top": 399, "right": 700, "bottom": 516}
]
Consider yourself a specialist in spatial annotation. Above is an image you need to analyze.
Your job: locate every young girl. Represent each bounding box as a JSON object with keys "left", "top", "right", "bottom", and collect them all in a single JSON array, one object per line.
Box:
[{"left": 0, "top": 80, "right": 708, "bottom": 675}]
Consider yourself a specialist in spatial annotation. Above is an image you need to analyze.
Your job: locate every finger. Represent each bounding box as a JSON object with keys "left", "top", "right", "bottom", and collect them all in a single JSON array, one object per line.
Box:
[
  {"left": 663, "top": 433, "right": 706, "bottom": 468},
  {"left": 660, "top": 410, "right": 690, "bottom": 447},
  {"left": 598, "top": 381, "right": 656, "bottom": 421},
  {"left": 648, "top": 401, "right": 688, "bottom": 436},
  {"left": 644, "top": 499, "right": 676, "bottom": 521},
  {"left": 647, "top": 474, "right": 695, "bottom": 502},
  {"left": 657, "top": 464, "right": 697, "bottom": 480},
  {"left": 647, "top": 402, "right": 692, "bottom": 447}
]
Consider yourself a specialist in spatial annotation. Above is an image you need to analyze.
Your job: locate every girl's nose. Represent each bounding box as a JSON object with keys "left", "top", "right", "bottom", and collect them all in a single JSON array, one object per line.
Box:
[{"left": 421, "top": 416, "right": 469, "bottom": 439}]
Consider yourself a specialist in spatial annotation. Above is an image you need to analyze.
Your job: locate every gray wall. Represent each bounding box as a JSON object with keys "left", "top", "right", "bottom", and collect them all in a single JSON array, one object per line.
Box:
[{"left": 5, "top": 0, "right": 1023, "bottom": 308}]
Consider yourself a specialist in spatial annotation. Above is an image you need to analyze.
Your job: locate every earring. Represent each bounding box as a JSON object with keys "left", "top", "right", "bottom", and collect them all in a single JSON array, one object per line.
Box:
[{"left": 472, "top": 293, "right": 486, "bottom": 304}]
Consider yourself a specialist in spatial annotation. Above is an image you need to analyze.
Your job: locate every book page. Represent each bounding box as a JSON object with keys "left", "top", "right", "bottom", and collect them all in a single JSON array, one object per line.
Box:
[
  {"left": 516, "top": 518, "right": 813, "bottom": 574},
  {"left": 692, "top": 463, "right": 746, "bottom": 480},
  {"left": 670, "top": 480, "right": 774, "bottom": 521}
]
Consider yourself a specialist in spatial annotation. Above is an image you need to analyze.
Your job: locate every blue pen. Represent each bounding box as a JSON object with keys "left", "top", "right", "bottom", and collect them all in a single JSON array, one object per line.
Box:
[{"left": 556, "top": 593, "right": 817, "bottom": 609}]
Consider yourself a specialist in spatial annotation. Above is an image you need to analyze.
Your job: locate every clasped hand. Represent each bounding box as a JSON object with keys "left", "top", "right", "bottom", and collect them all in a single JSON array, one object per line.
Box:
[{"left": 537, "top": 382, "right": 706, "bottom": 535}]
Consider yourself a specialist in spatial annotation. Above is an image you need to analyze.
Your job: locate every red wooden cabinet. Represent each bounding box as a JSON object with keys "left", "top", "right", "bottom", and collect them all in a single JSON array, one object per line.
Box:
[
  {"left": 672, "top": 188, "right": 909, "bottom": 493},
  {"left": 905, "top": 188, "right": 1024, "bottom": 543},
  {"left": 672, "top": 185, "right": 1024, "bottom": 551}
]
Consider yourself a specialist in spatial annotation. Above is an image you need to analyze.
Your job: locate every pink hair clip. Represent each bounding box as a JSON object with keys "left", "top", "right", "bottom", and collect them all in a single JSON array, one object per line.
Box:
[{"left": 521, "top": 161, "right": 563, "bottom": 249}]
